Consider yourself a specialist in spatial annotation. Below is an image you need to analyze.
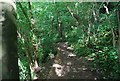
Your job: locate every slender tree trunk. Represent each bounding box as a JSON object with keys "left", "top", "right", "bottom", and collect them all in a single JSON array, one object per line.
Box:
[
  {"left": 18, "top": 1, "right": 39, "bottom": 79},
  {"left": 28, "top": 1, "right": 40, "bottom": 79},
  {"left": 117, "top": 9, "right": 120, "bottom": 64},
  {"left": 28, "top": 1, "right": 35, "bottom": 29},
  {"left": 17, "top": 2, "right": 30, "bottom": 23},
  {"left": 108, "top": 16, "right": 116, "bottom": 48},
  {"left": 87, "top": 23, "right": 91, "bottom": 42},
  {"left": 28, "top": 1, "right": 38, "bottom": 67},
  {"left": 28, "top": 1, "right": 38, "bottom": 65},
  {"left": 104, "top": 4, "right": 116, "bottom": 48},
  {"left": 66, "top": 4, "right": 86, "bottom": 40},
  {"left": 92, "top": 3, "right": 99, "bottom": 42},
  {"left": 66, "top": 5, "right": 80, "bottom": 25},
  {"left": 57, "top": 12, "right": 62, "bottom": 38}
]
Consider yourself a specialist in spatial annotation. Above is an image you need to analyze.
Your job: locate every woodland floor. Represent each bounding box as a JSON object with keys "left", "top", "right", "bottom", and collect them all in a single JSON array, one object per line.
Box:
[{"left": 39, "top": 42, "right": 103, "bottom": 80}]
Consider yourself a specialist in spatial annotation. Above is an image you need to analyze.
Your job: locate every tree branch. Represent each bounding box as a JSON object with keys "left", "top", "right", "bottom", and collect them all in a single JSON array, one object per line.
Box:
[{"left": 17, "top": 2, "right": 29, "bottom": 20}]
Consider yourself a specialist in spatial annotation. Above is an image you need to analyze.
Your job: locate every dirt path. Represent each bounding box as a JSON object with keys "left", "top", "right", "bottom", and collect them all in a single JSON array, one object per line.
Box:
[{"left": 40, "top": 42, "right": 103, "bottom": 80}]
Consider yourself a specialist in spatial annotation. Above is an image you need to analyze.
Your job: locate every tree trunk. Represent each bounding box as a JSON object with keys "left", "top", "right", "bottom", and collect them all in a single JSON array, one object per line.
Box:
[
  {"left": 66, "top": 4, "right": 85, "bottom": 39},
  {"left": 17, "top": 2, "right": 31, "bottom": 28},
  {"left": 104, "top": 4, "right": 116, "bottom": 48},
  {"left": 28, "top": 1, "right": 40, "bottom": 79},
  {"left": 108, "top": 16, "right": 116, "bottom": 48},
  {"left": 117, "top": 9, "right": 120, "bottom": 64},
  {"left": 0, "top": 1, "right": 19, "bottom": 79},
  {"left": 56, "top": 12, "right": 62, "bottom": 39},
  {"left": 87, "top": 23, "right": 91, "bottom": 42},
  {"left": 66, "top": 5, "right": 80, "bottom": 25},
  {"left": 28, "top": 1, "right": 35, "bottom": 29},
  {"left": 17, "top": 2, "right": 29, "bottom": 20}
]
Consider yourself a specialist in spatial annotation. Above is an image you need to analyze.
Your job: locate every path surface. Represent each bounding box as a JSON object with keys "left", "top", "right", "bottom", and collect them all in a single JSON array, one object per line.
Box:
[{"left": 40, "top": 42, "right": 102, "bottom": 80}]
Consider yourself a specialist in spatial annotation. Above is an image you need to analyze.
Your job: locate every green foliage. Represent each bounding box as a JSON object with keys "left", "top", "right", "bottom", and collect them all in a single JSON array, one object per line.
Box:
[
  {"left": 18, "top": 58, "right": 31, "bottom": 79},
  {"left": 16, "top": 2, "right": 120, "bottom": 80}
]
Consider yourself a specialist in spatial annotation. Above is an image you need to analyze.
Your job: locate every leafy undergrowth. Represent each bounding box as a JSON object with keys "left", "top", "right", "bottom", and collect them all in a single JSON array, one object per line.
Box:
[
  {"left": 92, "top": 48, "right": 120, "bottom": 79},
  {"left": 64, "top": 13, "right": 120, "bottom": 79},
  {"left": 66, "top": 40, "right": 120, "bottom": 79}
]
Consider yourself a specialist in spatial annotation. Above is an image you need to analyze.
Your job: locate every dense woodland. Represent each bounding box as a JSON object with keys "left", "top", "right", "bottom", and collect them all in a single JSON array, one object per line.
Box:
[{"left": 16, "top": 2, "right": 120, "bottom": 80}]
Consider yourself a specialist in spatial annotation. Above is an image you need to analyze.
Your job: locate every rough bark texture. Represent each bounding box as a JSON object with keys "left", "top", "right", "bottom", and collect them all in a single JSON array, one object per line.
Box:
[{"left": 0, "top": 2, "right": 19, "bottom": 79}]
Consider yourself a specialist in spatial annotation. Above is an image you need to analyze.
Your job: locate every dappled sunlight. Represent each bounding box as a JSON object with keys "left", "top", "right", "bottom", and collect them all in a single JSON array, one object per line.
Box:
[
  {"left": 68, "top": 53, "right": 76, "bottom": 57},
  {"left": 52, "top": 64, "right": 65, "bottom": 77},
  {"left": 45, "top": 42, "right": 102, "bottom": 79}
]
